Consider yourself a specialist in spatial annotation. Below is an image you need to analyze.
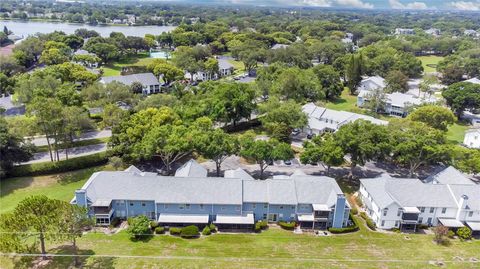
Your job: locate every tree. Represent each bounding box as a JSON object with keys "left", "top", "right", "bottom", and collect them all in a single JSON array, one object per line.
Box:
[
  {"left": 433, "top": 225, "right": 449, "bottom": 245},
  {"left": 0, "top": 118, "right": 34, "bottom": 176},
  {"left": 346, "top": 54, "right": 364, "bottom": 95},
  {"left": 0, "top": 196, "right": 66, "bottom": 259},
  {"left": 239, "top": 131, "right": 294, "bottom": 179},
  {"left": 60, "top": 106, "right": 92, "bottom": 160},
  {"left": 271, "top": 67, "right": 324, "bottom": 102},
  {"left": 208, "top": 82, "right": 256, "bottom": 126},
  {"left": 204, "top": 58, "right": 219, "bottom": 79},
  {"left": 407, "top": 105, "right": 455, "bottom": 131},
  {"left": 419, "top": 75, "right": 437, "bottom": 98},
  {"left": 40, "top": 48, "right": 69, "bottom": 65},
  {"left": 196, "top": 127, "right": 238, "bottom": 176},
  {"left": 126, "top": 215, "right": 152, "bottom": 240},
  {"left": 389, "top": 119, "right": 447, "bottom": 177},
  {"left": 439, "top": 64, "right": 464, "bottom": 85},
  {"left": 86, "top": 42, "right": 118, "bottom": 63},
  {"left": 147, "top": 59, "right": 184, "bottom": 85},
  {"left": 335, "top": 120, "right": 391, "bottom": 177},
  {"left": 108, "top": 156, "right": 124, "bottom": 170},
  {"left": 12, "top": 36, "right": 43, "bottom": 67},
  {"left": 363, "top": 88, "right": 387, "bottom": 113},
  {"left": 385, "top": 70, "right": 408, "bottom": 93},
  {"left": 442, "top": 82, "right": 480, "bottom": 117},
  {"left": 130, "top": 81, "right": 144, "bottom": 94},
  {"left": 456, "top": 227, "right": 472, "bottom": 240},
  {"left": 102, "top": 104, "right": 128, "bottom": 129},
  {"left": 312, "top": 64, "right": 344, "bottom": 100},
  {"left": 259, "top": 98, "right": 307, "bottom": 142},
  {"left": 300, "top": 134, "right": 344, "bottom": 175},
  {"left": 60, "top": 204, "right": 94, "bottom": 267},
  {"left": 446, "top": 146, "right": 480, "bottom": 175}
]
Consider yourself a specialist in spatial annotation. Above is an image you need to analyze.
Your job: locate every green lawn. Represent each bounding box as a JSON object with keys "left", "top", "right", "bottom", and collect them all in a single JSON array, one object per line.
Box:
[
  {"left": 0, "top": 166, "right": 108, "bottom": 214},
  {"left": 446, "top": 122, "right": 470, "bottom": 144},
  {"left": 325, "top": 88, "right": 358, "bottom": 111},
  {"left": 101, "top": 53, "right": 156, "bottom": 77},
  {"left": 417, "top": 55, "right": 444, "bottom": 73},
  {"left": 228, "top": 59, "right": 245, "bottom": 75},
  {"left": 1, "top": 167, "right": 479, "bottom": 268}
]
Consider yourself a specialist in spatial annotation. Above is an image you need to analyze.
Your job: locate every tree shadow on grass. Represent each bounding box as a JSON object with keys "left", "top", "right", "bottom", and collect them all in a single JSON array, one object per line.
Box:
[{"left": 0, "top": 176, "right": 34, "bottom": 197}]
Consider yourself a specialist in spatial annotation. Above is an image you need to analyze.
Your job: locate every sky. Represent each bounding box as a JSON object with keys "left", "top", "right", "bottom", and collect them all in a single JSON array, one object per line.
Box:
[{"left": 162, "top": 0, "right": 480, "bottom": 10}]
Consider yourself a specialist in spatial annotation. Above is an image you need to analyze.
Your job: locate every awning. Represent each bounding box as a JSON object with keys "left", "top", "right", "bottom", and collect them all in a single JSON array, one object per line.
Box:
[
  {"left": 297, "top": 214, "right": 315, "bottom": 222},
  {"left": 403, "top": 207, "right": 420, "bottom": 214},
  {"left": 158, "top": 214, "right": 209, "bottom": 224},
  {"left": 466, "top": 222, "right": 480, "bottom": 231},
  {"left": 312, "top": 204, "right": 330, "bottom": 211},
  {"left": 91, "top": 199, "right": 112, "bottom": 207},
  {"left": 438, "top": 218, "right": 465, "bottom": 228},
  {"left": 214, "top": 214, "right": 254, "bottom": 225}
]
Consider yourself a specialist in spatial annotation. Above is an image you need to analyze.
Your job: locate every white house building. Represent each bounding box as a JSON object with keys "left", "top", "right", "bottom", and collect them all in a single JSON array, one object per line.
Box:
[
  {"left": 302, "top": 103, "right": 388, "bottom": 134},
  {"left": 357, "top": 76, "right": 386, "bottom": 92},
  {"left": 425, "top": 28, "right": 441, "bottom": 36},
  {"left": 394, "top": 28, "right": 415, "bottom": 35},
  {"left": 464, "top": 29, "right": 479, "bottom": 37},
  {"left": 464, "top": 77, "right": 480, "bottom": 84},
  {"left": 464, "top": 129, "right": 480, "bottom": 149},
  {"left": 100, "top": 73, "right": 161, "bottom": 95},
  {"left": 359, "top": 167, "right": 479, "bottom": 232},
  {"left": 73, "top": 49, "right": 100, "bottom": 68},
  {"left": 271, "top": 44, "right": 290, "bottom": 50},
  {"left": 185, "top": 58, "right": 234, "bottom": 81}
]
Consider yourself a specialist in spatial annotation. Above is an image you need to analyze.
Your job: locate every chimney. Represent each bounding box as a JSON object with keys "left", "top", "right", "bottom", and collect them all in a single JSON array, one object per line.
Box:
[
  {"left": 75, "top": 189, "right": 87, "bottom": 207},
  {"left": 332, "top": 194, "right": 347, "bottom": 229},
  {"left": 455, "top": 195, "right": 468, "bottom": 221}
]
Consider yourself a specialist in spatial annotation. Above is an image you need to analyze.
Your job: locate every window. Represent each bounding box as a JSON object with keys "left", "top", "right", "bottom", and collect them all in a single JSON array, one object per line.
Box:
[
  {"left": 469, "top": 211, "right": 473, "bottom": 217},
  {"left": 291, "top": 206, "right": 295, "bottom": 210},
  {"left": 141, "top": 202, "right": 146, "bottom": 207},
  {"left": 280, "top": 206, "right": 284, "bottom": 209},
  {"left": 397, "top": 209, "right": 402, "bottom": 217},
  {"left": 252, "top": 204, "right": 256, "bottom": 209},
  {"left": 221, "top": 206, "right": 226, "bottom": 211},
  {"left": 235, "top": 206, "right": 240, "bottom": 211},
  {"left": 381, "top": 220, "right": 385, "bottom": 227},
  {"left": 383, "top": 209, "right": 388, "bottom": 216},
  {"left": 441, "top": 208, "right": 446, "bottom": 214},
  {"left": 290, "top": 213, "right": 296, "bottom": 218},
  {"left": 263, "top": 214, "right": 267, "bottom": 220},
  {"left": 427, "top": 217, "right": 432, "bottom": 225},
  {"left": 199, "top": 204, "right": 204, "bottom": 210},
  {"left": 129, "top": 202, "right": 134, "bottom": 206},
  {"left": 186, "top": 204, "right": 190, "bottom": 210},
  {"left": 179, "top": 204, "right": 185, "bottom": 210},
  {"left": 395, "top": 221, "right": 399, "bottom": 227},
  {"left": 429, "top": 207, "right": 434, "bottom": 213},
  {"left": 264, "top": 204, "right": 268, "bottom": 209},
  {"left": 164, "top": 204, "right": 169, "bottom": 209},
  {"left": 419, "top": 207, "right": 425, "bottom": 213},
  {"left": 418, "top": 217, "right": 423, "bottom": 224}
]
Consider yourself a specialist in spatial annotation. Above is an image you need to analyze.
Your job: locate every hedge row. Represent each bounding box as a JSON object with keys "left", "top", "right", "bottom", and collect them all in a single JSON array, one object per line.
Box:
[
  {"left": 328, "top": 214, "right": 359, "bottom": 234},
  {"left": 7, "top": 152, "right": 108, "bottom": 178},
  {"left": 278, "top": 221, "right": 296, "bottom": 230},
  {"left": 254, "top": 220, "right": 268, "bottom": 233},
  {"left": 360, "top": 212, "right": 376, "bottom": 230}
]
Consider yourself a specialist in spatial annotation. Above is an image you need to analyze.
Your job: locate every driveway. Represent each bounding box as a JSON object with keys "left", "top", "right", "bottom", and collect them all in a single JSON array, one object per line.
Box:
[
  {"left": 27, "top": 130, "right": 112, "bottom": 146},
  {"left": 23, "top": 143, "right": 107, "bottom": 164}
]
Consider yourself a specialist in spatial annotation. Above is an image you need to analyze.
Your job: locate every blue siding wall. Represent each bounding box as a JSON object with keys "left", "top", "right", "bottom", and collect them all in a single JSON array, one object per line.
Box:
[
  {"left": 75, "top": 190, "right": 87, "bottom": 207},
  {"left": 243, "top": 202, "right": 269, "bottom": 221},
  {"left": 118, "top": 200, "right": 156, "bottom": 219},
  {"left": 269, "top": 204, "right": 296, "bottom": 221},
  {"left": 112, "top": 200, "right": 127, "bottom": 218},
  {"left": 332, "top": 195, "right": 346, "bottom": 228},
  {"left": 297, "top": 204, "right": 313, "bottom": 214}
]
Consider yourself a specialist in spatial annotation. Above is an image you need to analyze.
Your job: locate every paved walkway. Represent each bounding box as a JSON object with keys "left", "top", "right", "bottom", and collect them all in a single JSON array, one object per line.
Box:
[
  {"left": 23, "top": 143, "right": 107, "bottom": 164},
  {"left": 26, "top": 130, "right": 112, "bottom": 147}
]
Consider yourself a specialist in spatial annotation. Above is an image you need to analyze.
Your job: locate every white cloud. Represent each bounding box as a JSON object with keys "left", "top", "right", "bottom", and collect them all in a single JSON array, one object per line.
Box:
[
  {"left": 336, "top": 0, "right": 374, "bottom": 9},
  {"left": 299, "top": 0, "right": 332, "bottom": 7},
  {"left": 450, "top": 1, "right": 480, "bottom": 10},
  {"left": 389, "top": 0, "right": 428, "bottom": 9}
]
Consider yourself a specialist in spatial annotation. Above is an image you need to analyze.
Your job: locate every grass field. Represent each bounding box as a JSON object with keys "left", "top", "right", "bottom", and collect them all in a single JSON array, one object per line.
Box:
[
  {"left": 446, "top": 122, "right": 470, "bottom": 144},
  {"left": 101, "top": 53, "right": 156, "bottom": 77},
  {"left": 1, "top": 167, "right": 479, "bottom": 268},
  {"left": 325, "top": 88, "right": 358, "bottom": 111},
  {"left": 417, "top": 55, "right": 444, "bottom": 73}
]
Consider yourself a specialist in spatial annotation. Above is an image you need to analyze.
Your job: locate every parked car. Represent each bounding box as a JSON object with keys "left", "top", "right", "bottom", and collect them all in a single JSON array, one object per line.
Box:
[
  {"left": 284, "top": 160, "right": 292, "bottom": 165},
  {"left": 306, "top": 133, "right": 315, "bottom": 139},
  {"left": 291, "top": 128, "right": 300, "bottom": 136}
]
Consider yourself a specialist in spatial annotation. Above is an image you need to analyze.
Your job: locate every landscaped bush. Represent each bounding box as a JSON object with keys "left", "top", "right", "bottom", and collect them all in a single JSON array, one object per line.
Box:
[
  {"left": 456, "top": 227, "right": 472, "bottom": 240},
  {"left": 209, "top": 223, "right": 217, "bottom": 233},
  {"left": 180, "top": 225, "right": 199, "bottom": 238},
  {"left": 254, "top": 220, "right": 268, "bottom": 233},
  {"left": 169, "top": 227, "right": 182, "bottom": 235},
  {"left": 109, "top": 217, "right": 121, "bottom": 228},
  {"left": 328, "top": 213, "right": 359, "bottom": 234},
  {"left": 202, "top": 226, "right": 211, "bottom": 236},
  {"left": 7, "top": 152, "right": 108, "bottom": 178},
  {"left": 359, "top": 212, "right": 368, "bottom": 220},
  {"left": 126, "top": 215, "right": 152, "bottom": 240},
  {"left": 391, "top": 228, "right": 400, "bottom": 233},
  {"left": 418, "top": 224, "right": 428, "bottom": 230},
  {"left": 150, "top": 221, "right": 159, "bottom": 229},
  {"left": 350, "top": 207, "right": 358, "bottom": 215},
  {"left": 155, "top": 227, "right": 165, "bottom": 234},
  {"left": 365, "top": 218, "right": 376, "bottom": 231},
  {"left": 355, "top": 196, "right": 363, "bottom": 207},
  {"left": 278, "top": 221, "right": 296, "bottom": 230},
  {"left": 447, "top": 230, "right": 455, "bottom": 239}
]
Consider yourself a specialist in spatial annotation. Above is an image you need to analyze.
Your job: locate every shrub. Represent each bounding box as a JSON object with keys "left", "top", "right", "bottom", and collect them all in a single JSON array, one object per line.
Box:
[
  {"left": 109, "top": 217, "right": 121, "bottom": 228},
  {"left": 350, "top": 207, "right": 358, "bottom": 215},
  {"left": 180, "top": 225, "right": 199, "bottom": 238},
  {"left": 355, "top": 196, "right": 363, "bottom": 207},
  {"left": 126, "top": 215, "right": 152, "bottom": 240},
  {"left": 418, "top": 224, "right": 428, "bottom": 230},
  {"left": 258, "top": 220, "right": 268, "bottom": 230},
  {"left": 278, "top": 221, "right": 296, "bottom": 230},
  {"left": 359, "top": 212, "right": 368, "bottom": 220},
  {"left": 456, "top": 227, "right": 472, "bottom": 240},
  {"left": 202, "top": 226, "right": 211, "bottom": 236},
  {"left": 169, "top": 227, "right": 182, "bottom": 235},
  {"left": 433, "top": 225, "right": 450, "bottom": 245},
  {"left": 328, "top": 213, "right": 359, "bottom": 234},
  {"left": 150, "top": 221, "right": 159, "bottom": 229},
  {"left": 209, "top": 223, "right": 217, "bottom": 233},
  {"left": 7, "top": 152, "right": 108, "bottom": 178},
  {"left": 447, "top": 230, "right": 455, "bottom": 239},
  {"left": 365, "top": 218, "right": 376, "bottom": 231},
  {"left": 155, "top": 227, "right": 165, "bottom": 234},
  {"left": 391, "top": 228, "right": 400, "bottom": 233}
]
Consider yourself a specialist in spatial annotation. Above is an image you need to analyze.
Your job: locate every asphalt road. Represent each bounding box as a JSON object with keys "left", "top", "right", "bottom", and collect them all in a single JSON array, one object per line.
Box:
[
  {"left": 26, "top": 130, "right": 112, "bottom": 147},
  {"left": 23, "top": 143, "right": 107, "bottom": 164}
]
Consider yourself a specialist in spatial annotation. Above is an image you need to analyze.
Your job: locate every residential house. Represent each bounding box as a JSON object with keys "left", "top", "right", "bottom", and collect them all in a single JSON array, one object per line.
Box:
[
  {"left": 394, "top": 28, "right": 415, "bottom": 35},
  {"left": 302, "top": 103, "right": 388, "bottom": 134},
  {"left": 186, "top": 58, "right": 234, "bottom": 81},
  {"left": 425, "top": 28, "right": 441, "bottom": 36},
  {"left": 464, "top": 129, "right": 480, "bottom": 149},
  {"left": 464, "top": 29, "right": 479, "bottom": 37},
  {"left": 72, "top": 160, "right": 351, "bottom": 230},
  {"left": 271, "top": 44, "right": 290, "bottom": 50},
  {"left": 357, "top": 76, "right": 437, "bottom": 117},
  {"left": 73, "top": 49, "right": 99, "bottom": 68},
  {"left": 359, "top": 167, "right": 479, "bottom": 232},
  {"left": 100, "top": 73, "right": 160, "bottom": 95}
]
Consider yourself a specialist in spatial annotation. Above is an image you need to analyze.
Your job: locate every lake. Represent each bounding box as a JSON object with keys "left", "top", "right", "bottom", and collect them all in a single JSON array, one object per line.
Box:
[{"left": 1, "top": 20, "right": 176, "bottom": 38}]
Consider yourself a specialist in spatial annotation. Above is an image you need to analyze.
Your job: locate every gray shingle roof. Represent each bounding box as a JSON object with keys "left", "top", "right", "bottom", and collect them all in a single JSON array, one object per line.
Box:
[
  {"left": 449, "top": 185, "right": 480, "bottom": 211},
  {"left": 174, "top": 159, "right": 207, "bottom": 178},
  {"left": 101, "top": 73, "right": 159, "bottom": 86},
  {"left": 425, "top": 166, "right": 475, "bottom": 185},
  {"left": 80, "top": 169, "right": 345, "bottom": 207}
]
